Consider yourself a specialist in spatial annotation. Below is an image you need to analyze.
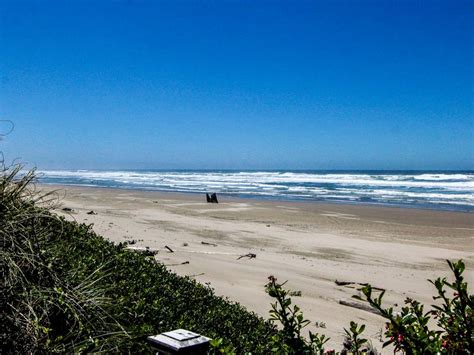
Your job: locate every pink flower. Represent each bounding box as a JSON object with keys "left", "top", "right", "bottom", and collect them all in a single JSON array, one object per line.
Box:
[{"left": 397, "top": 334, "right": 404, "bottom": 343}]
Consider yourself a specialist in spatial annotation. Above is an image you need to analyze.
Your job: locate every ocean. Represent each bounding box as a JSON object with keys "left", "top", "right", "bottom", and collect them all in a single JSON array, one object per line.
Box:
[{"left": 37, "top": 170, "right": 474, "bottom": 212}]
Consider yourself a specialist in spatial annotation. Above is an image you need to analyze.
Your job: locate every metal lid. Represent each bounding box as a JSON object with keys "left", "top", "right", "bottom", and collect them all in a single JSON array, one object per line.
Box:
[{"left": 147, "top": 329, "right": 210, "bottom": 351}]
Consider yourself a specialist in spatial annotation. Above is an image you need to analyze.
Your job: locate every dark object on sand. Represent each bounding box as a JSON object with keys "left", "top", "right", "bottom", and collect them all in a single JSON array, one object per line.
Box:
[
  {"left": 206, "top": 193, "right": 218, "bottom": 203},
  {"left": 335, "top": 280, "right": 385, "bottom": 292},
  {"left": 165, "top": 245, "right": 174, "bottom": 253},
  {"left": 86, "top": 210, "right": 97, "bottom": 215},
  {"left": 165, "top": 261, "right": 190, "bottom": 266},
  {"left": 201, "top": 241, "right": 217, "bottom": 247},
  {"left": 237, "top": 253, "right": 256, "bottom": 260},
  {"left": 338, "top": 299, "right": 381, "bottom": 315},
  {"left": 62, "top": 207, "right": 73, "bottom": 212}
]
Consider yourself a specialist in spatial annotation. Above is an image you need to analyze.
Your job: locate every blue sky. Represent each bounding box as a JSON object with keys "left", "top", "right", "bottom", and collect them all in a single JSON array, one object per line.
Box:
[{"left": 0, "top": 0, "right": 472, "bottom": 170}]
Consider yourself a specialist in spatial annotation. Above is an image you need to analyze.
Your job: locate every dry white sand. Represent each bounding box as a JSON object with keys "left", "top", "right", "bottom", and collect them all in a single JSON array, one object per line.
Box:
[{"left": 41, "top": 184, "right": 474, "bottom": 350}]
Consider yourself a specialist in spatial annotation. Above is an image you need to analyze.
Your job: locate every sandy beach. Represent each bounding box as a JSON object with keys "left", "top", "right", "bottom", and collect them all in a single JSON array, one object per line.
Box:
[{"left": 41, "top": 184, "right": 474, "bottom": 350}]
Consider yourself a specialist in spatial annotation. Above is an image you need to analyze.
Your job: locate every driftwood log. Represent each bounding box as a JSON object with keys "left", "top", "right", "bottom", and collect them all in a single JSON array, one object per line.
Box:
[
  {"left": 237, "top": 253, "right": 256, "bottom": 260},
  {"left": 201, "top": 241, "right": 217, "bottom": 247},
  {"left": 206, "top": 193, "right": 218, "bottom": 203},
  {"left": 339, "top": 299, "right": 382, "bottom": 315},
  {"left": 165, "top": 261, "right": 190, "bottom": 266},
  {"left": 335, "top": 280, "right": 385, "bottom": 292}
]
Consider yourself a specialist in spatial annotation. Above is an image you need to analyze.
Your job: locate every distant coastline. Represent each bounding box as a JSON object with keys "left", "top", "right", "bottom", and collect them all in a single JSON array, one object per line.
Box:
[{"left": 37, "top": 170, "right": 474, "bottom": 212}]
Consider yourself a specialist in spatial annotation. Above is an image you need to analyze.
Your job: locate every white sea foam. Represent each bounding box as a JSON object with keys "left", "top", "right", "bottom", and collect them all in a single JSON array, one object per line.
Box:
[
  {"left": 37, "top": 170, "right": 474, "bottom": 210},
  {"left": 413, "top": 174, "right": 470, "bottom": 181}
]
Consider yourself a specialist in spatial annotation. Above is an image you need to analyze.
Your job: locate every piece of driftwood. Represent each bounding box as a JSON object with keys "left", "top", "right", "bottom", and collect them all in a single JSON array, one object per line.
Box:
[
  {"left": 165, "top": 261, "right": 190, "bottom": 266},
  {"left": 206, "top": 193, "right": 218, "bottom": 203},
  {"left": 165, "top": 245, "right": 174, "bottom": 253},
  {"left": 237, "top": 253, "right": 256, "bottom": 260},
  {"left": 201, "top": 241, "right": 217, "bottom": 247},
  {"left": 335, "top": 280, "right": 353, "bottom": 286},
  {"left": 62, "top": 207, "right": 73, "bottom": 212},
  {"left": 86, "top": 210, "right": 97, "bottom": 215},
  {"left": 335, "top": 280, "right": 385, "bottom": 292},
  {"left": 339, "top": 299, "right": 382, "bottom": 315}
]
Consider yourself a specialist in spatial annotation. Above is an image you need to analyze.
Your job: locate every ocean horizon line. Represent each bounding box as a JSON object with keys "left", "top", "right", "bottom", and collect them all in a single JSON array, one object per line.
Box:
[{"left": 34, "top": 168, "right": 474, "bottom": 174}]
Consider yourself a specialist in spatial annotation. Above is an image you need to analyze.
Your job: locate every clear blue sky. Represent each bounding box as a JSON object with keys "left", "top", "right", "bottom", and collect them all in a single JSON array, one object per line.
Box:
[{"left": 0, "top": 0, "right": 473, "bottom": 170}]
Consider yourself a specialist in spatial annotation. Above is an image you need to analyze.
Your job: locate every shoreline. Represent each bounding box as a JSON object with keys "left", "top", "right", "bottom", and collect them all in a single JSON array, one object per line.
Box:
[
  {"left": 38, "top": 183, "right": 474, "bottom": 350},
  {"left": 38, "top": 182, "right": 474, "bottom": 214}
]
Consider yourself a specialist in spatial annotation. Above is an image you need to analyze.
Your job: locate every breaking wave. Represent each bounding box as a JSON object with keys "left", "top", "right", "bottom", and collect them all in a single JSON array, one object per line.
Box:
[{"left": 37, "top": 170, "right": 474, "bottom": 212}]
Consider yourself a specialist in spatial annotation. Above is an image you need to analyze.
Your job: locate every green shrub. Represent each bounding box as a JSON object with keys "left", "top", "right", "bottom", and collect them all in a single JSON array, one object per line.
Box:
[
  {"left": 342, "top": 321, "right": 368, "bottom": 354},
  {"left": 264, "top": 276, "right": 329, "bottom": 354}
]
